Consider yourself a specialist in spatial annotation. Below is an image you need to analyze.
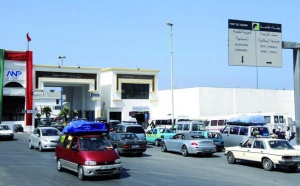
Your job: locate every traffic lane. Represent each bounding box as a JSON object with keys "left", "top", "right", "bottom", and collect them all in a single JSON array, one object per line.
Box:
[
  {"left": 0, "top": 134, "right": 299, "bottom": 186},
  {"left": 120, "top": 145, "right": 300, "bottom": 186}
]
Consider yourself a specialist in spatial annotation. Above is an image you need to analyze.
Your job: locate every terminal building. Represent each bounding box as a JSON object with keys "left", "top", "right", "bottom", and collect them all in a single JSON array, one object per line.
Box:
[{"left": 0, "top": 49, "right": 295, "bottom": 132}]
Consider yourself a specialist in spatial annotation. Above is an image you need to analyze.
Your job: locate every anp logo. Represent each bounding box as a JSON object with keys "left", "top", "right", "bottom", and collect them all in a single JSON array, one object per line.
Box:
[{"left": 6, "top": 71, "right": 22, "bottom": 77}]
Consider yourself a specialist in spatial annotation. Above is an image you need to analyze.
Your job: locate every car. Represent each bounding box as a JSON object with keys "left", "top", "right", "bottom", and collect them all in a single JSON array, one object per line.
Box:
[
  {"left": 29, "top": 127, "right": 61, "bottom": 151},
  {"left": 111, "top": 123, "right": 146, "bottom": 140},
  {"left": 109, "top": 132, "right": 147, "bottom": 156},
  {"left": 173, "top": 121, "right": 206, "bottom": 133},
  {"left": 50, "top": 122, "right": 65, "bottom": 132},
  {"left": 0, "top": 124, "right": 14, "bottom": 140},
  {"left": 161, "top": 133, "right": 216, "bottom": 157},
  {"left": 55, "top": 121, "right": 122, "bottom": 180},
  {"left": 146, "top": 127, "right": 176, "bottom": 146},
  {"left": 13, "top": 124, "right": 24, "bottom": 133},
  {"left": 195, "top": 131, "right": 224, "bottom": 152},
  {"left": 225, "top": 137, "right": 300, "bottom": 171}
]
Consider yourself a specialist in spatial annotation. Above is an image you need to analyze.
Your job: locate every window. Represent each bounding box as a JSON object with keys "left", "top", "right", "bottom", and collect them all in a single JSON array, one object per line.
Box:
[
  {"left": 264, "top": 116, "right": 271, "bottom": 123},
  {"left": 230, "top": 126, "right": 240, "bottom": 135},
  {"left": 222, "top": 126, "right": 230, "bottom": 134},
  {"left": 121, "top": 83, "right": 149, "bottom": 99},
  {"left": 177, "top": 124, "right": 183, "bottom": 130},
  {"left": 218, "top": 120, "right": 225, "bottom": 126},
  {"left": 183, "top": 124, "right": 190, "bottom": 131},
  {"left": 211, "top": 120, "right": 217, "bottom": 126},
  {"left": 153, "top": 129, "right": 157, "bottom": 134},
  {"left": 239, "top": 127, "right": 248, "bottom": 136},
  {"left": 63, "top": 135, "right": 72, "bottom": 149}
]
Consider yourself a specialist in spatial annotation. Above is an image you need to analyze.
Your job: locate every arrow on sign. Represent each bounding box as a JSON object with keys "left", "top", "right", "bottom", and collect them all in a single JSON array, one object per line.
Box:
[{"left": 241, "top": 56, "right": 244, "bottom": 63}]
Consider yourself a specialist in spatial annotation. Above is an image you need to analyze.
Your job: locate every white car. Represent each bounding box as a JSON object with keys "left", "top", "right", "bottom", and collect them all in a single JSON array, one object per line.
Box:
[
  {"left": 29, "top": 127, "right": 61, "bottom": 151},
  {"left": 0, "top": 124, "right": 14, "bottom": 140},
  {"left": 225, "top": 137, "right": 300, "bottom": 171}
]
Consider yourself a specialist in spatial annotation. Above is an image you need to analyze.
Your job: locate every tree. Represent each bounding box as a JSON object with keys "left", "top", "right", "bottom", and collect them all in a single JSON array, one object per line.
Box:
[
  {"left": 60, "top": 106, "right": 69, "bottom": 122},
  {"left": 42, "top": 106, "right": 52, "bottom": 121}
]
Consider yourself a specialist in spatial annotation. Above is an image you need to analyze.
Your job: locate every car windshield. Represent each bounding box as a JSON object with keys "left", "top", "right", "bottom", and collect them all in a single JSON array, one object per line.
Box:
[
  {"left": 207, "top": 132, "right": 221, "bottom": 139},
  {"left": 127, "top": 127, "right": 145, "bottom": 133},
  {"left": 79, "top": 136, "right": 112, "bottom": 151},
  {"left": 191, "top": 124, "right": 205, "bottom": 131},
  {"left": 160, "top": 128, "right": 173, "bottom": 133},
  {"left": 120, "top": 134, "right": 138, "bottom": 140},
  {"left": 41, "top": 129, "right": 60, "bottom": 136},
  {"left": 0, "top": 125, "right": 10, "bottom": 130},
  {"left": 190, "top": 135, "right": 205, "bottom": 139},
  {"left": 268, "top": 140, "right": 294, "bottom": 150}
]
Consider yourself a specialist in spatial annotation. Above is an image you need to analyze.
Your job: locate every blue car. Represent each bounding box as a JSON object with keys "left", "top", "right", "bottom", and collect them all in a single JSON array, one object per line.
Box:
[{"left": 196, "top": 131, "right": 224, "bottom": 152}]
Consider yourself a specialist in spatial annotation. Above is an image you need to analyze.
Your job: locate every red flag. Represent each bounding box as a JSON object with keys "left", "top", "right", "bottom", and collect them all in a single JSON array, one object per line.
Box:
[{"left": 26, "top": 33, "right": 31, "bottom": 42}]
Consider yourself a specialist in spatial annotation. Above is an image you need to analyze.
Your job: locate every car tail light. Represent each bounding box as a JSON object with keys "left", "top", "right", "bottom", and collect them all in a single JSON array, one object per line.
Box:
[
  {"left": 191, "top": 142, "right": 198, "bottom": 146},
  {"left": 282, "top": 156, "right": 292, "bottom": 159},
  {"left": 124, "top": 145, "right": 130, "bottom": 148},
  {"left": 141, "top": 144, "right": 147, "bottom": 148}
]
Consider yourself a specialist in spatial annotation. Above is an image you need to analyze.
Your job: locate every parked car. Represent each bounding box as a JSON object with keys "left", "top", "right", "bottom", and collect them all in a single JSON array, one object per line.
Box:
[
  {"left": 225, "top": 137, "right": 300, "bottom": 171},
  {"left": 173, "top": 121, "right": 206, "bottom": 133},
  {"left": 55, "top": 121, "right": 122, "bottom": 180},
  {"left": 0, "top": 124, "right": 14, "bottom": 140},
  {"left": 195, "top": 131, "right": 224, "bottom": 152},
  {"left": 146, "top": 127, "right": 176, "bottom": 146},
  {"left": 111, "top": 123, "right": 146, "bottom": 140},
  {"left": 13, "top": 124, "right": 24, "bottom": 133},
  {"left": 50, "top": 122, "right": 65, "bottom": 132},
  {"left": 29, "top": 127, "right": 61, "bottom": 151},
  {"left": 109, "top": 132, "right": 147, "bottom": 156},
  {"left": 161, "top": 133, "right": 216, "bottom": 157}
]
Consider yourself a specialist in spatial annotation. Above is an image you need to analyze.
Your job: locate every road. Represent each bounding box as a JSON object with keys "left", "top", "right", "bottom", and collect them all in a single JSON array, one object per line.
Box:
[{"left": 0, "top": 133, "right": 299, "bottom": 186}]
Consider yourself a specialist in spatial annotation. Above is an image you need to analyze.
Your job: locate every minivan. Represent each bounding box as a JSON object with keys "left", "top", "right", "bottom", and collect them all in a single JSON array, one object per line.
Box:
[
  {"left": 221, "top": 125, "right": 270, "bottom": 147},
  {"left": 173, "top": 121, "right": 206, "bottom": 133},
  {"left": 111, "top": 123, "right": 146, "bottom": 140}
]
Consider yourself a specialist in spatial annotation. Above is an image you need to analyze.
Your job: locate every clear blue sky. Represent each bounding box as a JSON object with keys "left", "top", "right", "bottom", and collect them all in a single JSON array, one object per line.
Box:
[{"left": 1, "top": 0, "right": 299, "bottom": 90}]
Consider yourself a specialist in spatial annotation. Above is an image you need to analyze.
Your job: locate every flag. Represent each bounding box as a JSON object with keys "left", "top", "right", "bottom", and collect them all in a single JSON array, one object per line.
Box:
[{"left": 26, "top": 33, "right": 31, "bottom": 42}]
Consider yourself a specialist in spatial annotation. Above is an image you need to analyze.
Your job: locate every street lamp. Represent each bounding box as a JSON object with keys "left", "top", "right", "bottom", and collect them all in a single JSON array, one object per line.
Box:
[
  {"left": 58, "top": 56, "right": 66, "bottom": 66},
  {"left": 166, "top": 22, "right": 174, "bottom": 125}
]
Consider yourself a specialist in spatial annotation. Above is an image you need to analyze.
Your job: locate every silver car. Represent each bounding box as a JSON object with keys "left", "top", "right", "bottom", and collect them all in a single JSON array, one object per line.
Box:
[
  {"left": 29, "top": 127, "right": 61, "bottom": 151},
  {"left": 161, "top": 133, "right": 216, "bottom": 156}
]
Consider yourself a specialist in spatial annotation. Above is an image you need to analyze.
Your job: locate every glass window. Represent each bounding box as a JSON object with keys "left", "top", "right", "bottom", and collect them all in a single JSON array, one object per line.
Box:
[
  {"left": 230, "top": 126, "right": 240, "bottom": 135},
  {"left": 177, "top": 124, "right": 183, "bottom": 130},
  {"left": 126, "top": 126, "right": 145, "bottom": 133},
  {"left": 239, "top": 127, "right": 248, "bottom": 136},
  {"left": 222, "top": 126, "right": 230, "bottom": 134},
  {"left": 183, "top": 124, "right": 190, "bottom": 131},
  {"left": 121, "top": 83, "right": 149, "bottom": 99},
  {"left": 264, "top": 116, "right": 271, "bottom": 123},
  {"left": 218, "top": 120, "right": 225, "bottom": 126},
  {"left": 153, "top": 129, "right": 157, "bottom": 134},
  {"left": 211, "top": 120, "right": 217, "bottom": 126},
  {"left": 80, "top": 136, "right": 111, "bottom": 151}
]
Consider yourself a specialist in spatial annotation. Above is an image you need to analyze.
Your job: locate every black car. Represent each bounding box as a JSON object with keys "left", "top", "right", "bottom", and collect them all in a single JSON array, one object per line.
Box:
[
  {"left": 109, "top": 132, "right": 147, "bottom": 156},
  {"left": 50, "top": 122, "right": 65, "bottom": 132},
  {"left": 13, "top": 124, "right": 24, "bottom": 132}
]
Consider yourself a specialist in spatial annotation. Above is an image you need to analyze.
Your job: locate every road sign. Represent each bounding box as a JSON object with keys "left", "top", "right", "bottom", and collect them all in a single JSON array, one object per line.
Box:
[{"left": 228, "top": 19, "right": 282, "bottom": 67}]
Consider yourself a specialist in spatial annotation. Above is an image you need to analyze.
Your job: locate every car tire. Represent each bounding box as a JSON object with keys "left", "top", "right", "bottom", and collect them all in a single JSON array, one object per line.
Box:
[
  {"left": 155, "top": 140, "right": 160, "bottom": 147},
  {"left": 29, "top": 141, "right": 33, "bottom": 149},
  {"left": 161, "top": 142, "right": 167, "bottom": 152},
  {"left": 78, "top": 165, "right": 85, "bottom": 181},
  {"left": 262, "top": 158, "right": 274, "bottom": 171},
  {"left": 57, "top": 159, "right": 63, "bottom": 172},
  {"left": 38, "top": 143, "right": 43, "bottom": 152},
  {"left": 288, "top": 165, "right": 298, "bottom": 171},
  {"left": 227, "top": 152, "right": 236, "bottom": 164},
  {"left": 181, "top": 145, "right": 189, "bottom": 157}
]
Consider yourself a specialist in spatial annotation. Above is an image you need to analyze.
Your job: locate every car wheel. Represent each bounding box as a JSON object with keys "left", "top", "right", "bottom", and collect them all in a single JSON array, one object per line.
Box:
[
  {"left": 262, "top": 158, "right": 274, "bottom": 171},
  {"left": 288, "top": 165, "right": 298, "bottom": 171},
  {"left": 38, "top": 143, "right": 43, "bottom": 152},
  {"left": 227, "top": 152, "right": 236, "bottom": 164},
  {"left": 29, "top": 140, "right": 33, "bottom": 149},
  {"left": 181, "top": 145, "right": 189, "bottom": 157},
  {"left": 161, "top": 142, "right": 167, "bottom": 152},
  {"left": 57, "top": 159, "right": 63, "bottom": 172},
  {"left": 78, "top": 165, "right": 85, "bottom": 181},
  {"left": 155, "top": 140, "right": 160, "bottom": 147}
]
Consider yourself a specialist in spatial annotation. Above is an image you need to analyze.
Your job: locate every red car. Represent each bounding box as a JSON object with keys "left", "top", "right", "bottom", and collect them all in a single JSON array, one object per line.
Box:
[{"left": 55, "top": 121, "right": 122, "bottom": 180}]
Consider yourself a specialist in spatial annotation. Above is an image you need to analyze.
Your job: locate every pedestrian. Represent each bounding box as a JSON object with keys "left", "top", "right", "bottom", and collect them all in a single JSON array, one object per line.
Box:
[
  {"left": 276, "top": 127, "right": 285, "bottom": 139},
  {"left": 285, "top": 126, "right": 292, "bottom": 142}
]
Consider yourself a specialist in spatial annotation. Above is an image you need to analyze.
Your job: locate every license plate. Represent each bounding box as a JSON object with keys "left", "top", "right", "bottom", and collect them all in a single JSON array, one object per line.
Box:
[
  {"left": 203, "top": 149, "right": 211, "bottom": 152},
  {"left": 132, "top": 145, "right": 140, "bottom": 148},
  {"left": 101, "top": 165, "right": 113, "bottom": 170},
  {"left": 293, "top": 156, "right": 300, "bottom": 161}
]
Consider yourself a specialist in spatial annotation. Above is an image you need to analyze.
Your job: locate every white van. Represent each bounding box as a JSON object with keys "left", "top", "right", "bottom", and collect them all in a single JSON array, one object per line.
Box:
[
  {"left": 173, "top": 121, "right": 206, "bottom": 133},
  {"left": 221, "top": 125, "right": 270, "bottom": 147}
]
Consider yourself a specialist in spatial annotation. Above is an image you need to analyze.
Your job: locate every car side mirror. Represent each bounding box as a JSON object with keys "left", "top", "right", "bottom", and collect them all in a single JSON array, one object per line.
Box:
[{"left": 239, "top": 143, "right": 243, "bottom": 147}]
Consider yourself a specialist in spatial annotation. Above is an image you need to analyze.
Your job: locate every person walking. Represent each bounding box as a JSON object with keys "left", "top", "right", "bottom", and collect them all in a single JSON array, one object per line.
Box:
[{"left": 285, "top": 126, "right": 292, "bottom": 142}]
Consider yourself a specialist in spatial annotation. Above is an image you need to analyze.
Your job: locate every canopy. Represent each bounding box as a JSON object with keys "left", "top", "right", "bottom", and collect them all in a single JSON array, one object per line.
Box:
[
  {"left": 226, "top": 115, "right": 265, "bottom": 126},
  {"left": 62, "top": 120, "right": 107, "bottom": 134}
]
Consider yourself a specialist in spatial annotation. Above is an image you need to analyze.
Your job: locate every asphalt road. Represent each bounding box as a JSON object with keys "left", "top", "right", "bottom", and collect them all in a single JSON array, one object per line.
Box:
[{"left": 0, "top": 133, "right": 299, "bottom": 186}]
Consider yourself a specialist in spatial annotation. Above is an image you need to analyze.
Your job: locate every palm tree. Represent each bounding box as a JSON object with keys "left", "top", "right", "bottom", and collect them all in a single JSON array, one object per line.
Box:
[
  {"left": 60, "top": 106, "right": 69, "bottom": 123},
  {"left": 42, "top": 106, "right": 52, "bottom": 121}
]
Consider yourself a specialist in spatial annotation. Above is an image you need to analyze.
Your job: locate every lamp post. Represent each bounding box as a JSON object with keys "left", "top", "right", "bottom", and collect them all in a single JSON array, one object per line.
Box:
[
  {"left": 58, "top": 56, "right": 66, "bottom": 66},
  {"left": 166, "top": 22, "right": 174, "bottom": 125}
]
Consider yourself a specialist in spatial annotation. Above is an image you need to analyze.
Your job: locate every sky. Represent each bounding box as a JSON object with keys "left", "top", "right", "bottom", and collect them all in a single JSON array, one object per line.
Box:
[{"left": 1, "top": 0, "right": 299, "bottom": 90}]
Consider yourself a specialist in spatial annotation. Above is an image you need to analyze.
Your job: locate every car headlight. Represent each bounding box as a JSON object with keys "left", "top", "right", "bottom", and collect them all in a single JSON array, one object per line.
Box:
[
  {"left": 115, "top": 159, "right": 121, "bottom": 164},
  {"left": 42, "top": 138, "right": 49, "bottom": 142},
  {"left": 85, "top": 161, "right": 96, "bottom": 165}
]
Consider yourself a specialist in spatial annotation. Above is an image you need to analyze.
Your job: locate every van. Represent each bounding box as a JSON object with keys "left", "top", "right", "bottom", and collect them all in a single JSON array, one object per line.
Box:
[
  {"left": 111, "top": 123, "right": 146, "bottom": 140},
  {"left": 174, "top": 121, "right": 206, "bottom": 133},
  {"left": 221, "top": 125, "right": 270, "bottom": 147},
  {"left": 55, "top": 121, "right": 122, "bottom": 180}
]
